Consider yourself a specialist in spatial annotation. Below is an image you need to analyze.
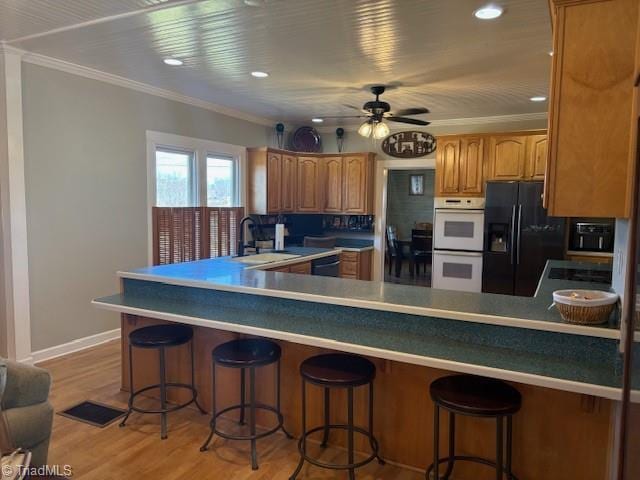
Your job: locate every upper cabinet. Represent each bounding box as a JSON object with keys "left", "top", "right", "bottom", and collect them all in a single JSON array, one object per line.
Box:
[
  {"left": 322, "top": 156, "right": 343, "bottom": 213},
  {"left": 297, "top": 156, "right": 322, "bottom": 212},
  {"left": 280, "top": 154, "right": 297, "bottom": 212},
  {"left": 545, "top": 0, "right": 640, "bottom": 218},
  {"left": 487, "top": 135, "right": 527, "bottom": 181},
  {"left": 435, "top": 131, "right": 547, "bottom": 197},
  {"left": 248, "top": 148, "right": 375, "bottom": 215},
  {"left": 343, "top": 154, "right": 374, "bottom": 214}
]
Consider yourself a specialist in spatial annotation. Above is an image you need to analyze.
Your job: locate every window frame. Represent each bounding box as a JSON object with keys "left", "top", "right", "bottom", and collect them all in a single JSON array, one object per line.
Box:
[{"left": 146, "top": 130, "right": 247, "bottom": 264}]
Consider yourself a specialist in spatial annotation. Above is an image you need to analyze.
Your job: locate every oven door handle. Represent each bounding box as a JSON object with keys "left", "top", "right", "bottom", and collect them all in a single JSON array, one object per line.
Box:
[{"left": 510, "top": 205, "right": 517, "bottom": 265}]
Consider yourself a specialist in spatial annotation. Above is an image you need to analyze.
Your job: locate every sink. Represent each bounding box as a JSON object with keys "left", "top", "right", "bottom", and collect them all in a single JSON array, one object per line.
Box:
[{"left": 231, "top": 253, "right": 302, "bottom": 265}]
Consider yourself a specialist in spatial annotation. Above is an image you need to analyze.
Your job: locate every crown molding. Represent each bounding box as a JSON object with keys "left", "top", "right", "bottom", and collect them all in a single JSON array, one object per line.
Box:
[
  {"left": 314, "top": 112, "right": 548, "bottom": 133},
  {"left": 7, "top": 46, "right": 275, "bottom": 127}
]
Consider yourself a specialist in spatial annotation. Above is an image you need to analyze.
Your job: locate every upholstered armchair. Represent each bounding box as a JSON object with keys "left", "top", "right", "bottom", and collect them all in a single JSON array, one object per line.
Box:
[{"left": 0, "top": 359, "right": 53, "bottom": 466}]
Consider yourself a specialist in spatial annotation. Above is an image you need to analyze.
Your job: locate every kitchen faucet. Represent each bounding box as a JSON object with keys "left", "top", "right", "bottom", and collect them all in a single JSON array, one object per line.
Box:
[{"left": 237, "top": 216, "right": 257, "bottom": 257}]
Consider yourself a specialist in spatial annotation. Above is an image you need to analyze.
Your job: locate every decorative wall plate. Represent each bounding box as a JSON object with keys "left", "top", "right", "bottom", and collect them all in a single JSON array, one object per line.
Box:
[
  {"left": 381, "top": 131, "right": 436, "bottom": 158},
  {"left": 291, "top": 126, "right": 322, "bottom": 152}
]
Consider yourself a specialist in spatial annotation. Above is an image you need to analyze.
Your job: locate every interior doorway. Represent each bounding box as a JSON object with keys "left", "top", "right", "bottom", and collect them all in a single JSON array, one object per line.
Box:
[{"left": 384, "top": 168, "right": 435, "bottom": 287}]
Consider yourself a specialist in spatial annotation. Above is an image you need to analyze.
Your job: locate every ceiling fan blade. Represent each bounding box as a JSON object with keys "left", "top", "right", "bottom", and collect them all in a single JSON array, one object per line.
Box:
[
  {"left": 387, "top": 117, "right": 431, "bottom": 126},
  {"left": 387, "top": 107, "right": 430, "bottom": 116},
  {"left": 320, "top": 115, "right": 370, "bottom": 119},
  {"left": 343, "top": 104, "right": 371, "bottom": 114}
]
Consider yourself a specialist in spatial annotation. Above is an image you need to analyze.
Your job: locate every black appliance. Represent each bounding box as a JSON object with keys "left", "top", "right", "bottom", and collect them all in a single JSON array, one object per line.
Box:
[
  {"left": 569, "top": 221, "right": 614, "bottom": 252},
  {"left": 482, "top": 181, "right": 566, "bottom": 296},
  {"left": 548, "top": 267, "right": 612, "bottom": 285},
  {"left": 311, "top": 255, "right": 340, "bottom": 277}
]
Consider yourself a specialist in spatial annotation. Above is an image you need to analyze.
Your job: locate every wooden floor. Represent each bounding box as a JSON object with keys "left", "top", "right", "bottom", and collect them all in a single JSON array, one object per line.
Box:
[
  {"left": 38, "top": 340, "right": 422, "bottom": 480},
  {"left": 383, "top": 259, "right": 431, "bottom": 287}
]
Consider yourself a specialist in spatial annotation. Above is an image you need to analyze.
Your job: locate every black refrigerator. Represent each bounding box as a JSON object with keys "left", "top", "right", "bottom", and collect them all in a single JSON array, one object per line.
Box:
[{"left": 482, "top": 181, "right": 566, "bottom": 296}]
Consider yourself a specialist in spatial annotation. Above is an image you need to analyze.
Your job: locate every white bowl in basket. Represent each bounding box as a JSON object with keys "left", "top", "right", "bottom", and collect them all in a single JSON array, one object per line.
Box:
[{"left": 552, "top": 290, "right": 619, "bottom": 325}]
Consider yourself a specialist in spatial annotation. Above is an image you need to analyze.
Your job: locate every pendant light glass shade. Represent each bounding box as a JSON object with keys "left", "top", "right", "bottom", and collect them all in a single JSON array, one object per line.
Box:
[
  {"left": 358, "top": 121, "right": 373, "bottom": 137},
  {"left": 373, "top": 121, "right": 390, "bottom": 139}
]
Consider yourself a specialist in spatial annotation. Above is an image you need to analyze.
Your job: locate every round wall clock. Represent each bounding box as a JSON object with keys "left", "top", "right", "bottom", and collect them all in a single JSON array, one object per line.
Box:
[{"left": 381, "top": 131, "right": 436, "bottom": 158}]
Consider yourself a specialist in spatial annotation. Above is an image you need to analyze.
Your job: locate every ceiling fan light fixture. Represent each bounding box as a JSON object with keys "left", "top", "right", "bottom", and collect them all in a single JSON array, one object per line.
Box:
[
  {"left": 358, "top": 121, "right": 374, "bottom": 138},
  {"left": 373, "top": 121, "right": 390, "bottom": 139}
]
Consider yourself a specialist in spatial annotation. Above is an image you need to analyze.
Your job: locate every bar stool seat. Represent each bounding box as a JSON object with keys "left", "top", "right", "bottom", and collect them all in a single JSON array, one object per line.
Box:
[
  {"left": 300, "top": 353, "right": 375, "bottom": 387},
  {"left": 130, "top": 324, "right": 193, "bottom": 348},
  {"left": 427, "top": 374, "right": 521, "bottom": 480},
  {"left": 213, "top": 338, "right": 281, "bottom": 367},
  {"left": 120, "top": 324, "right": 205, "bottom": 440},
  {"left": 430, "top": 375, "right": 521, "bottom": 417}
]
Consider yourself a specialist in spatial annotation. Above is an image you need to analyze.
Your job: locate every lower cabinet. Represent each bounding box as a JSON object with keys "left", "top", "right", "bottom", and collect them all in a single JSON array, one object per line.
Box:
[
  {"left": 339, "top": 250, "right": 372, "bottom": 280},
  {"left": 266, "top": 261, "right": 312, "bottom": 274}
]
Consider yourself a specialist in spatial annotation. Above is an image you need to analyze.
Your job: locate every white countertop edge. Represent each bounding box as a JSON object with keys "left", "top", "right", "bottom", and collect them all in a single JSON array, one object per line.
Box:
[
  {"left": 244, "top": 249, "right": 341, "bottom": 270},
  {"left": 116, "top": 270, "right": 621, "bottom": 340},
  {"left": 92, "top": 299, "right": 626, "bottom": 402}
]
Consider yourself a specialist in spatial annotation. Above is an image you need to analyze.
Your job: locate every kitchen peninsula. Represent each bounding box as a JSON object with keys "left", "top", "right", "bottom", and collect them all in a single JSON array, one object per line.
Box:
[{"left": 94, "top": 257, "right": 632, "bottom": 479}]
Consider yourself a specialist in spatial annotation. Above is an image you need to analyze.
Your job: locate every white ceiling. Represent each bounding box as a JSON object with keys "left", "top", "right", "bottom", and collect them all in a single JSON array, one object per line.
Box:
[{"left": 0, "top": 0, "right": 552, "bottom": 125}]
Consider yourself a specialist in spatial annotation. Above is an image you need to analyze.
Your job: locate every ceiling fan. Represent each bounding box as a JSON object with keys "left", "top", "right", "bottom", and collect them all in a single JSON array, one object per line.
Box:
[{"left": 324, "top": 85, "right": 430, "bottom": 139}]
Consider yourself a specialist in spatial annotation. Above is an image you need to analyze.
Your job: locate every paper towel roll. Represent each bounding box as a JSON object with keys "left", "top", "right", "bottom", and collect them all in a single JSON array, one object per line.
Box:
[{"left": 275, "top": 223, "right": 285, "bottom": 251}]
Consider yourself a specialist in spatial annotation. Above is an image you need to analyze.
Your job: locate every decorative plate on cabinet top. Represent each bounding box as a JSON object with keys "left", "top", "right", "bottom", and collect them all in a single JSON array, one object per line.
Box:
[
  {"left": 291, "top": 126, "right": 322, "bottom": 153},
  {"left": 381, "top": 131, "right": 436, "bottom": 158}
]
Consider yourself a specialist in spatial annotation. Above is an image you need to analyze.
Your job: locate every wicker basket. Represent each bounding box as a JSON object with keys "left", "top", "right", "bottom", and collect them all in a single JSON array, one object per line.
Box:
[{"left": 553, "top": 290, "right": 618, "bottom": 325}]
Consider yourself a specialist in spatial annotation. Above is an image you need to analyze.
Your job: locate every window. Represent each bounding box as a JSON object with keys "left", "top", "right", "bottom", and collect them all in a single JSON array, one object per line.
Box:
[
  {"left": 155, "top": 148, "right": 195, "bottom": 207},
  {"left": 148, "top": 131, "right": 245, "bottom": 209},
  {"left": 206, "top": 156, "right": 235, "bottom": 207}
]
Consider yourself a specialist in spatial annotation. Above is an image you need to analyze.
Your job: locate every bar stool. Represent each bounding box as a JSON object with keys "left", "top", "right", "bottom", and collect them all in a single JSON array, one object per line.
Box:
[
  {"left": 290, "top": 353, "right": 384, "bottom": 480},
  {"left": 199, "top": 338, "right": 292, "bottom": 470},
  {"left": 427, "top": 374, "right": 521, "bottom": 480},
  {"left": 120, "top": 324, "right": 205, "bottom": 439}
]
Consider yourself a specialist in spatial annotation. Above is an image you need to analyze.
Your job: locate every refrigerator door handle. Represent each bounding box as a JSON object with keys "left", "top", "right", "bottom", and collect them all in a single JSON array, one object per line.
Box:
[
  {"left": 510, "top": 205, "right": 517, "bottom": 265},
  {"left": 516, "top": 204, "right": 523, "bottom": 265}
]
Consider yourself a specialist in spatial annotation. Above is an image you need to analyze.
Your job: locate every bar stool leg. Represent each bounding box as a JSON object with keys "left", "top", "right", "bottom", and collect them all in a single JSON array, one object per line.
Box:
[
  {"left": 120, "top": 343, "right": 134, "bottom": 427},
  {"left": 506, "top": 415, "right": 513, "bottom": 479},
  {"left": 159, "top": 346, "right": 168, "bottom": 440},
  {"left": 191, "top": 339, "right": 206, "bottom": 414},
  {"left": 276, "top": 359, "right": 293, "bottom": 439},
  {"left": 249, "top": 366, "right": 258, "bottom": 470},
  {"left": 496, "top": 416, "right": 504, "bottom": 480},
  {"left": 321, "top": 387, "right": 330, "bottom": 447},
  {"left": 199, "top": 361, "right": 216, "bottom": 452},
  {"left": 239, "top": 368, "right": 246, "bottom": 425},
  {"left": 431, "top": 405, "right": 440, "bottom": 480},
  {"left": 289, "top": 380, "right": 306, "bottom": 480},
  {"left": 442, "top": 412, "right": 455, "bottom": 479},
  {"left": 347, "top": 386, "right": 355, "bottom": 480},
  {"left": 369, "top": 382, "right": 384, "bottom": 465}
]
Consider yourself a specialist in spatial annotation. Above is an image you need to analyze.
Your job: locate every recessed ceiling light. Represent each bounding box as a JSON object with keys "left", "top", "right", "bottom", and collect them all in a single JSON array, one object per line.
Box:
[
  {"left": 530, "top": 96, "right": 547, "bottom": 102},
  {"left": 474, "top": 5, "right": 503, "bottom": 19},
  {"left": 163, "top": 58, "right": 183, "bottom": 66},
  {"left": 311, "top": 118, "right": 324, "bottom": 123},
  {"left": 251, "top": 71, "right": 269, "bottom": 78},
  {"left": 549, "top": 51, "right": 554, "bottom": 56},
  {"left": 244, "top": 0, "right": 265, "bottom": 6}
]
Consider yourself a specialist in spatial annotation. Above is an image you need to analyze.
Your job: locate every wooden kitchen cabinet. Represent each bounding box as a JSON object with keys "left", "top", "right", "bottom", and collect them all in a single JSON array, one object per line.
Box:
[
  {"left": 487, "top": 135, "right": 527, "bottom": 180},
  {"left": 289, "top": 261, "right": 312, "bottom": 275},
  {"left": 339, "top": 250, "right": 372, "bottom": 280},
  {"left": 436, "top": 138, "right": 461, "bottom": 195},
  {"left": 322, "top": 156, "right": 343, "bottom": 213},
  {"left": 526, "top": 135, "right": 547, "bottom": 181},
  {"left": 280, "top": 153, "right": 297, "bottom": 212},
  {"left": 459, "top": 137, "right": 484, "bottom": 194},
  {"left": 545, "top": 0, "right": 639, "bottom": 217},
  {"left": 342, "top": 155, "right": 374, "bottom": 214},
  {"left": 248, "top": 148, "right": 375, "bottom": 214},
  {"left": 297, "top": 156, "right": 322, "bottom": 212}
]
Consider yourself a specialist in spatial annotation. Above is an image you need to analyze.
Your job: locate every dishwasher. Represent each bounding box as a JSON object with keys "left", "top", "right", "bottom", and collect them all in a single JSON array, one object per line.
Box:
[{"left": 311, "top": 255, "right": 340, "bottom": 277}]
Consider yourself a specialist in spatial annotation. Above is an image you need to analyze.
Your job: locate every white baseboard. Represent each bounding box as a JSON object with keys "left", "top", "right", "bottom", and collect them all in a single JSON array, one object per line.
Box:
[{"left": 31, "top": 328, "right": 120, "bottom": 364}]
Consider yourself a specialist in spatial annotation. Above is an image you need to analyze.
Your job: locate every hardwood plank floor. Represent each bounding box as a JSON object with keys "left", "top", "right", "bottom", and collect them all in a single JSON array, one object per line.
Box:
[{"left": 38, "top": 340, "right": 422, "bottom": 480}]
